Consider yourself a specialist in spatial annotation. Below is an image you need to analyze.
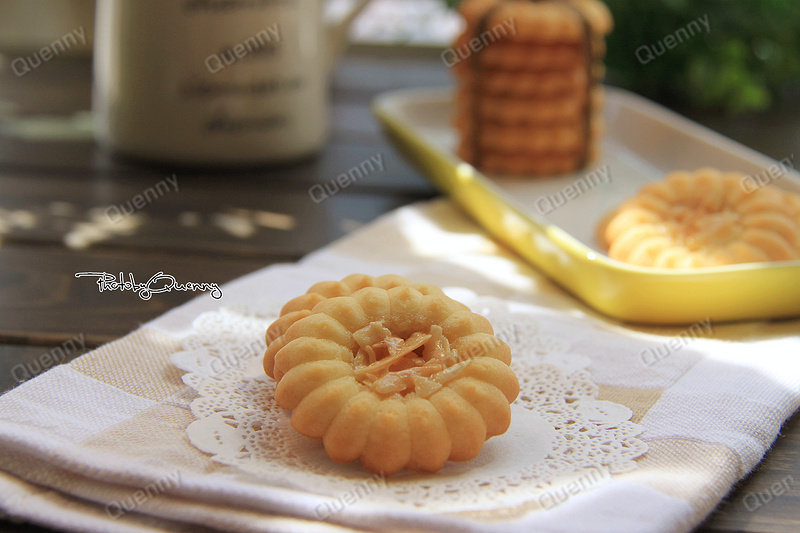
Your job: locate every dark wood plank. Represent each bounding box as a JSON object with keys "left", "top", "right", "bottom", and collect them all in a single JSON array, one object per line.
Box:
[
  {"left": 0, "top": 246, "right": 267, "bottom": 345},
  {"left": 675, "top": 101, "right": 800, "bottom": 168},
  {"left": 0, "top": 56, "right": 92, "bottom": 116},
  {"left": 701, "top": 413, "right": 800, "bottom": 532},
  {"left": 0, "top": 173, "right": 431, "bottom": 257},
  {"left": 332, "top": 46, "right": 452, "bottom": 100},
  {"left": 0, "top": 519, "right": 58, "bottom": 533},
  {"left": 0, "top": 344, "right": 91, "bottom": 394},
  {"left": 0, "top": 141, "right": 434, "bottom": 194}
]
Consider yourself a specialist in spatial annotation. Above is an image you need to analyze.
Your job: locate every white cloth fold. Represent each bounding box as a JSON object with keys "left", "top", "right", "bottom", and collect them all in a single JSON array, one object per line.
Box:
[{"left": 0, "top": 199, "right": 798, "bottom": 533}]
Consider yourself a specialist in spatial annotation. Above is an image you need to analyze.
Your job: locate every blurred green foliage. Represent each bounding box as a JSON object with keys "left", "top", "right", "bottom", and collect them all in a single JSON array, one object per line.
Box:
[
  {"left": 603, "top": 0, "right": 800, "bottom": 114},
  {"left": 445, "top": 0, "right": 800, "bottom": 114}
]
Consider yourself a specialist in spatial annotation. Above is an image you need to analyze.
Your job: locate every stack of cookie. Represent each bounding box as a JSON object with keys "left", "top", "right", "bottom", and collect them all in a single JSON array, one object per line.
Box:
[{"left": 452, "top": 0, "right": 612, "bottom": 176}]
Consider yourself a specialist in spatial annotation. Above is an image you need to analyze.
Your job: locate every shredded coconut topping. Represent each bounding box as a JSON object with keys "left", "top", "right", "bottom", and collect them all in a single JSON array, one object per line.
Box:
[{"left": 352, "top": 322, "right": 470, "bottom": 397}]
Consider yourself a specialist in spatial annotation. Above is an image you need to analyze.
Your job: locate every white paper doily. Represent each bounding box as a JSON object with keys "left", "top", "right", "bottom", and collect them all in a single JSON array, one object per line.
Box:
[{"left": 171, "top": 297, "right": 648, "bottom": 513}]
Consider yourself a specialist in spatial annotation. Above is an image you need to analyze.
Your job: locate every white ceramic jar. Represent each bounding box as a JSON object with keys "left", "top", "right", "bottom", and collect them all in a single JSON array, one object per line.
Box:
[{"left": 93, "top": 0, "right": 370, "bottom": 165}]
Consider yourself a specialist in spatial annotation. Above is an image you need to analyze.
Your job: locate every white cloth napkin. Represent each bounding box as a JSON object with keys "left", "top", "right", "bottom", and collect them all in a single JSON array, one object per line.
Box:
[{"left": 1, "top": 199, "right": 798, "bottom": 533}]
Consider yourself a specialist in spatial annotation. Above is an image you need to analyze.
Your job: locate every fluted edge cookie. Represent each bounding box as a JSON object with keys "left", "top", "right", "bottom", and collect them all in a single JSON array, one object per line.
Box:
[
  {"left": 264, "top": 274, "right": 520, "bottom": 475},
  {"left": 600, "top": 168, "right": 800, "bottom": 268},
  {"left": 458, "top": 0, "right": 613, "bottom": 43},
  {"left": 455, "top": 87, "right": 605, "bottom": 125}
]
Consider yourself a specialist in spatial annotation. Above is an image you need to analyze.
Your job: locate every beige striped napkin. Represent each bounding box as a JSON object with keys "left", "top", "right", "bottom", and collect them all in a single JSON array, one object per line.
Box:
[{"left": 0, "top": 199, "right": 798, "bottom": 533}]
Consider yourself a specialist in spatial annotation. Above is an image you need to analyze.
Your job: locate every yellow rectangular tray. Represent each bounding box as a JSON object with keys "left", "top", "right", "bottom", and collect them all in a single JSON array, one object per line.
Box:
[{"left": 373, "top": 87, "right": 800, "bottom": 325}]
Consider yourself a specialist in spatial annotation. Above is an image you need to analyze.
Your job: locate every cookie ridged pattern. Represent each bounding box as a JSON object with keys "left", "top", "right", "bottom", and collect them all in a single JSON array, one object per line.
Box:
[
  {"left": 453, "top": 0, "right": 613, "bottom": 177},
  {"left": 263, "top": 274, "right": 520, "bottom": 475},
  {"left": 602, "top": 168, "right": 800, "bottom": 268}
]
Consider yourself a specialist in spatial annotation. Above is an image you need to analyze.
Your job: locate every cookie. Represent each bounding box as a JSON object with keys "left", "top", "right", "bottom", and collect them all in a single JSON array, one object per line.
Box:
[
  {"left": 459, "top": 147, "right": 600, "bottom": 176},
  {"left": 450, "top": 34, "right": 605, "bottom": 72},
  {"left": 456, "top": 87, "right": 604, "bottom": 125},
  {"left": 456, "top": 118, "right": 603, "bottom": 155},
  {"left": 264, "top": 274, "right": 520, "bottom": 475},
  {"left": 454, "top": 0, "right": 611, "bottom": 176},
  {"left": 459, "top": 0, "right": 613, "bottom": 44},
  {"left": 601, "top": 169, "right": 800, "bottom": 268},
  {"left": 454, "top": 63, "right": 605, "bottom": 95}
]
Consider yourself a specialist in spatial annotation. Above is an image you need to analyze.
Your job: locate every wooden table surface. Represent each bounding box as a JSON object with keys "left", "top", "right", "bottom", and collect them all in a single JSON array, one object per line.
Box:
[{"left": 0, "top": 46, "right": 798, "bottom": 533}]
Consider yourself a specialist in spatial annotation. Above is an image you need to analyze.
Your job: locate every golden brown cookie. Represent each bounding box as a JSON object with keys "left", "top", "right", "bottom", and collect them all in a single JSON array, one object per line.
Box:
[
  {"left": 601, "top": 169, "right": 800, "bottom": 268},
  {"left": 462, "top": 149, "right": 600, "bottom": 176},
  {"left": 457, "top": 118, "right": 603, "bottom": 155},
  {"left": 454, "top": 63, "right": 605, "bottom": 96},
  {"left": 453, "top": 0, "right": 611, "bottom": 177},
  {"left": 264, "top": 274, "right": 520, "bottom": 475},
  {"left": 456, "top": 87, "right": 604, "bottom": 125},
  {"left": 458, "top": 0, "right": 613, "bottom": 43},
  {"left": 450, "top": 34, "right": 605, "bottom": 72}
]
